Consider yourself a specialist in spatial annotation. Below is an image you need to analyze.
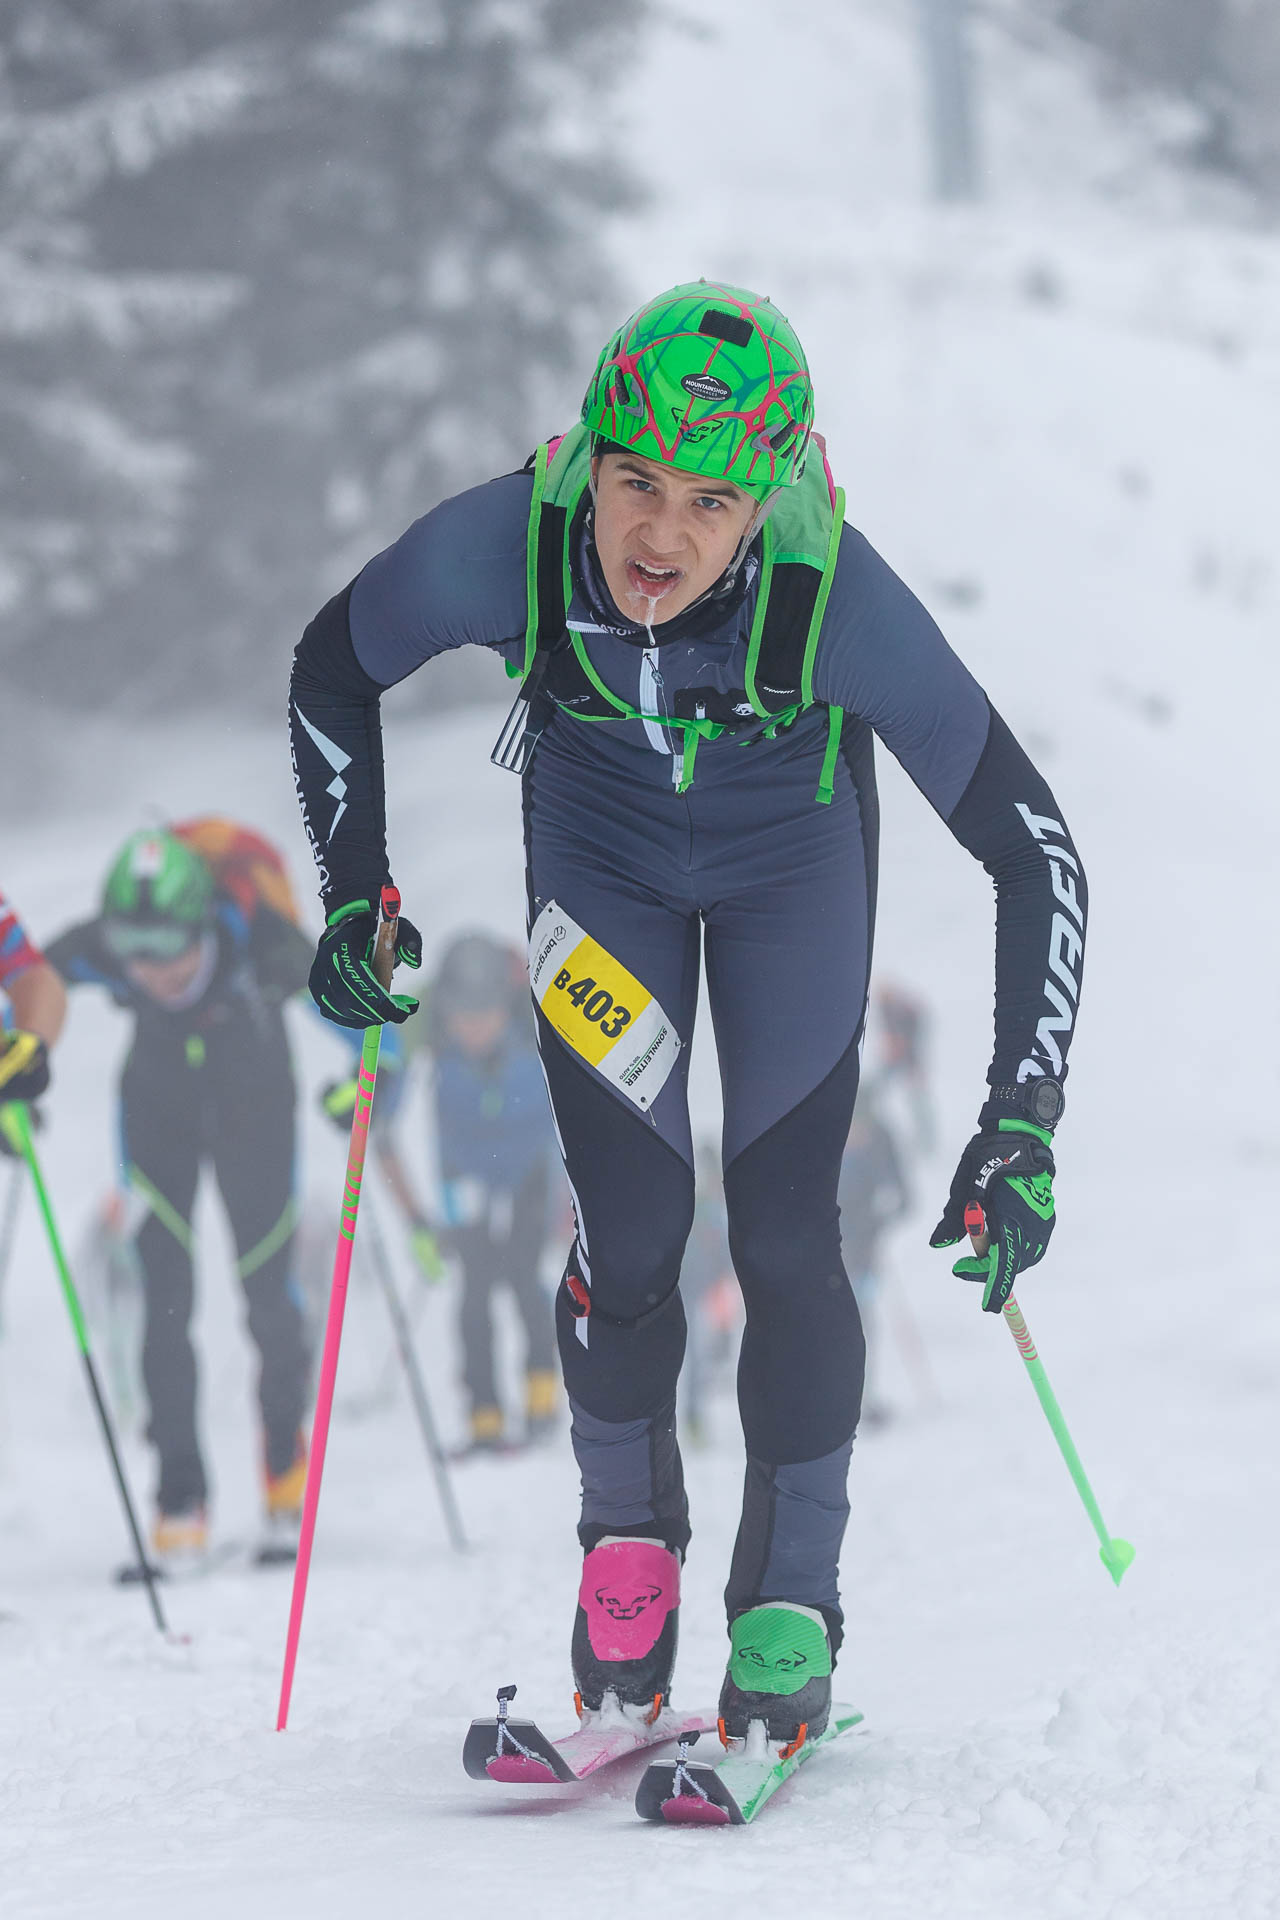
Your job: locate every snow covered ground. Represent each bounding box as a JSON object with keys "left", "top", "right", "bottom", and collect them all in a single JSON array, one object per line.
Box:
[{"left": 5, "top": 1, "right": 1280, "bottom": 1913}]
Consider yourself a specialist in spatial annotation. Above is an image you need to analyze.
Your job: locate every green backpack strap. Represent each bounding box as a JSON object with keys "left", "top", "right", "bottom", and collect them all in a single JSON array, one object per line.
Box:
[
  {"left": 743, "top": 479, "right": 846, "bottom": 723},
  {"left": 743, "top": 475, "right": 847, "bottom": 801},
  {"left": 513, "top": 430, "right": 584, "bottom": 681}
]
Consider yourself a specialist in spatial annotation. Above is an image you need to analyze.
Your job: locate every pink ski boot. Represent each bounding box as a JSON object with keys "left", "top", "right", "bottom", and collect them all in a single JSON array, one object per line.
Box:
[{"left": 571, "top": 1536, "right": 681, "bottom": 1722}]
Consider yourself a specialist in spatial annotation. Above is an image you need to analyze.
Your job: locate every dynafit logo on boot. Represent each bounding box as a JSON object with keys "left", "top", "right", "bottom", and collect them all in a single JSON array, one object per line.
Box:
[
  {"left": 680, "top": 372, "right": 732, "bottom": 402},
  {"left": 596, "top": 1583, "right": 663, "bottom": 1622},
  {"left": 739, "top": 1643, "right": 809, "bottom": 1674}
]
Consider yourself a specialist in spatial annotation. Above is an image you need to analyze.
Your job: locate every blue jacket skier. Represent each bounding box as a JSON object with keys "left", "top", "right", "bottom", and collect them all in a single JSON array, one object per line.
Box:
[{"left": 288, "top": 282, "right": 1084, "bottom": 1747}]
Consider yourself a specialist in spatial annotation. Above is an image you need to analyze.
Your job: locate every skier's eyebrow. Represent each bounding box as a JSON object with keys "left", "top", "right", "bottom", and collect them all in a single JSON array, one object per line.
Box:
[{"left": 613, "top": 457, "right": 743, "bottom": 503}]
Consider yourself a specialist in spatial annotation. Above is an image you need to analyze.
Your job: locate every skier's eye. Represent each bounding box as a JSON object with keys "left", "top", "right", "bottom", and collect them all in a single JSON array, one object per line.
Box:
[{"left": 695, "top": 496, "right": 724, "bottom": 513}]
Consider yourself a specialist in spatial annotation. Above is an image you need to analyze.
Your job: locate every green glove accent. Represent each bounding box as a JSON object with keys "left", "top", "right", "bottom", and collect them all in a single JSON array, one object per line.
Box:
[
  {"left": 409, "top": 1221, "right": 447, "bottom": 1284},
  {"left": 327, "top": 898, "right": 372, "bottom": 927},
  {"left": 320, "top": 1076, "right": 359, "bottom": 1128}
]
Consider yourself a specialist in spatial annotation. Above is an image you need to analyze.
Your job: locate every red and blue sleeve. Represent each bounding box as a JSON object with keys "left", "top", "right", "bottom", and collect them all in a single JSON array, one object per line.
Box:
[{"left": 0, "top": 889, "right": 45, "bottom": 995}]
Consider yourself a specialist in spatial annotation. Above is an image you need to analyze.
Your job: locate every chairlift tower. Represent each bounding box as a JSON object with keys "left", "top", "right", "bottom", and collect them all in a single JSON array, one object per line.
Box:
[{"left": 917, "top": 0, "right": 981, "bottom": 201}]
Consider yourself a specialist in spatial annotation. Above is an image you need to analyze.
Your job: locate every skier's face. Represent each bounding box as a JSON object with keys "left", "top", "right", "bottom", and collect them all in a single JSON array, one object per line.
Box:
[
  {"left": 124, "top": 940, "right": 204, "bottom": 1005},
  {"left": 592, "top": 450, "right": 756, "bottom": 626},
  {"left": 447, "top": 1006, "right": 507, "bottom": 1056}
]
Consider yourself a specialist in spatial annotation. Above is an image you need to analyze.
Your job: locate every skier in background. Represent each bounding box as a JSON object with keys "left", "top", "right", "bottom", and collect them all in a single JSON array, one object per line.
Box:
[
  {"left": 0, "top": 887, "right": 68, "bottom": 1145},
  {"left": 873, "top": 979, "right": 935, "bottom": 1153},
  {"left": 318, "top": 1016, "right": 445, "bottom": 1288},
  {"left": 288, "top": 281, "right": 1083, "bottom": 1751},
  {"left": 426, "top": 933, "right": 558, "bottom": 1454},
  {"left": 45, "top": 824, "right": 314, "bottom": 1570},
  {"left": 320, "top": 933, "right": 557, "bottom": 1450}
]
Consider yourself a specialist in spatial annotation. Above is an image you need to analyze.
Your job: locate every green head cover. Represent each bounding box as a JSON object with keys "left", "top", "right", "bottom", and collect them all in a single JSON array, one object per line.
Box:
[
  {"left": 102, "top": 829, "right": 215, "bottom": 937},
  {"left": 581, "top": 280, "right": 814, "bottom": 499},
  {"left": 728, "top": 1603, "right": 832, "bottom": 1698}
]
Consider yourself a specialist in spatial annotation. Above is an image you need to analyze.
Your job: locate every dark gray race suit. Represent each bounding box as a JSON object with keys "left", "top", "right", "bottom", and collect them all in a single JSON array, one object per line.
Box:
[
  {"left": 46, "top": 908, "right": 313, "bottom": 1516},
  {"left": 289, "top": 468, "right": 1087, "bottom": 1650}
]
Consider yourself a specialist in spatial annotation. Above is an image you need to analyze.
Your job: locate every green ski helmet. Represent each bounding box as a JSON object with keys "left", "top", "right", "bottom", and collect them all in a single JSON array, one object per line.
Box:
[
  {"left": 581, "top": 280, "right": 814, "bottom": 499},
  {"left": 101, "top": 828, "right": 215, "bottom": 960}
]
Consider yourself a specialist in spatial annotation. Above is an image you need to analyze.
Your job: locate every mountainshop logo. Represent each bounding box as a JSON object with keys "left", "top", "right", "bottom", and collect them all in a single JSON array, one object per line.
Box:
[
  {"left": 596, "top": 1583, "right": 663, "bottom": 1622},
  {"left": 680, "top": 372, "right": 732, "bottom": 402}
]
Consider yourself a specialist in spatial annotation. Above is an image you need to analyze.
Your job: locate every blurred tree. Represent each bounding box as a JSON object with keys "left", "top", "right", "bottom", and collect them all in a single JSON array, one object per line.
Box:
[
  {"left": 1050, "top": 0, "right": 1280, "bottom": 199},
  {"left": 0, "top": 0, "right": 642, "bottom": 712},
  {"left": 0, "top": 4, "right": 245, "bottom": 690}
]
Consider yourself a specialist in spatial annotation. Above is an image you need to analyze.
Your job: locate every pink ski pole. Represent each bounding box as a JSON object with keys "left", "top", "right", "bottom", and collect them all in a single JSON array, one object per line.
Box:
[{"left": 276, "top": 886, "right": 402, "bottom": 1731}]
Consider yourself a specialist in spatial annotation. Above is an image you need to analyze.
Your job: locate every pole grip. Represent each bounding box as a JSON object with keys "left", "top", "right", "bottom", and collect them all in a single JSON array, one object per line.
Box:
[
  {"left": 371, "top": 885, "right": 400, "bottom": 993},
  {"left": 963, "top": 1199, "right": 990, "bottom": 1257}
]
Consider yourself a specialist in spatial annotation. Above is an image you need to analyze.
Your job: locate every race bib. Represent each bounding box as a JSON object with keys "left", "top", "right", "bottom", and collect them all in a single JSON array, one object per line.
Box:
[{"left": 529, "top": 901, "right": 681, "bottom": 1111}]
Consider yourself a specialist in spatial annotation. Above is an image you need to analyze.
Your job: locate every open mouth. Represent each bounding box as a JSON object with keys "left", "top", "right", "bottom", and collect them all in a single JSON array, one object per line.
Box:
[{"left": 626, "top": 557, "right": 684, "bottom": 601}]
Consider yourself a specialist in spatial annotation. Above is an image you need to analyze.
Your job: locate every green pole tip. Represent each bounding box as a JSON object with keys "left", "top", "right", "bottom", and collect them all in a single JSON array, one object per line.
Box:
[{"left": 1100, "top": 1537, "right": 1135, "bottom": 1586}]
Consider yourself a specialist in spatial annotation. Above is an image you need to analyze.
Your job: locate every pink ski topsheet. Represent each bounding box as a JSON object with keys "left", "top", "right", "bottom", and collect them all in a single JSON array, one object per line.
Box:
[
  {"left": 486, "top": 1709, "right": 711, "bottom": 1784},
  {"left": 578, "top": 1539, "right": 680, "bottom": 1663}
]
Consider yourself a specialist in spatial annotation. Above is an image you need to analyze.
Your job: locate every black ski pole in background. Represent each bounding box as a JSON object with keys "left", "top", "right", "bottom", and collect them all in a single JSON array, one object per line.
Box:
[
  {"left": 361, "top": 1182, "right": 467, "bottom": 1552},
  {"left": 0, "top": 1102, "right": 170, "bottom": 1634},
  {"left": 0, "top": 1157, "right": 23, "bottom": 1335}
]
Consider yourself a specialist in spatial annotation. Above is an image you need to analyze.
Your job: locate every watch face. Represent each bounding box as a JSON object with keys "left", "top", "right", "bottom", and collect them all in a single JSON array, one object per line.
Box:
[{"left": 1028, "top": 1079, "right": 1065, "bottom": 1126}]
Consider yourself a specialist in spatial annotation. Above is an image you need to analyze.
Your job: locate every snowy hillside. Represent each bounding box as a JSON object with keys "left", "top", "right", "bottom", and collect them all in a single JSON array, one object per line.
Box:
[{"left": 4, "top": 1, "right": 1280, "bottom": 1914}]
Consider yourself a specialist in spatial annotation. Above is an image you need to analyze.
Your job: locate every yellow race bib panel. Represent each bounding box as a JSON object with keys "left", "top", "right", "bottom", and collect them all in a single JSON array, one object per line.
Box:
[{"left": 529, "top": 901, "right": 681, "bottom": 1111}]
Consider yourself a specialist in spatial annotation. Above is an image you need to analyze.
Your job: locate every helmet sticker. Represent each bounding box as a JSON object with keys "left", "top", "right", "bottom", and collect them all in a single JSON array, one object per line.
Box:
[{"left": 680, "top": 373, "right": 733, "bottom": 402}]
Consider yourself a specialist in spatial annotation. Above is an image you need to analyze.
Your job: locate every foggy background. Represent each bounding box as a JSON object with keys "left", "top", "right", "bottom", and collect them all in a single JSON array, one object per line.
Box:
[
  {"left": 2, "top": 0, "right": 1279, "bottom": 757},
  {"left": 3, "top": 4, "right": 1279, "bottom": 1916}
]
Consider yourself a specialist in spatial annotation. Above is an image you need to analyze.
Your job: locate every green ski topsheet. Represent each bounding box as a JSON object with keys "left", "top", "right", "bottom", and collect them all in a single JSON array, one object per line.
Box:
[{"left": 635, "top": 1706, "right": 863, "bottom": 1825}]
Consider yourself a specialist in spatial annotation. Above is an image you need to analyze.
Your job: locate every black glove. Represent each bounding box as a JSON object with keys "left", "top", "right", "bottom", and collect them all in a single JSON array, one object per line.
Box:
[
  {"left": 308, "top": 900, "right": 422, "bottom": 1030},
  {"left": 929, "top": 1121, "right": 1056, "bottom": 1313},
  {"left": 0, "top": 1031, "right": 50, "bottom": 1102}
]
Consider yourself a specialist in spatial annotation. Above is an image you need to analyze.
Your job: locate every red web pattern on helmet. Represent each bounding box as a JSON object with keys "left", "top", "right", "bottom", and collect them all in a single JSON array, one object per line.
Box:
[{"left": 598, "top": 287, "right": 808, "bottom": 489}]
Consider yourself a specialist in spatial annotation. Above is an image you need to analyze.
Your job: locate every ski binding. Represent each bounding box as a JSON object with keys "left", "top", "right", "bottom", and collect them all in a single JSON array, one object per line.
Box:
[{"left": 463, "top": 1684, "right": 714, "bottom": 1785}]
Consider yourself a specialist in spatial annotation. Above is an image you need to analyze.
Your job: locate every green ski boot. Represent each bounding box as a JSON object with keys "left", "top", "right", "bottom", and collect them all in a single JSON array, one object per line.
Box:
[{"left": 717, "top": 1602, "right": 833, "bottom": 1748}]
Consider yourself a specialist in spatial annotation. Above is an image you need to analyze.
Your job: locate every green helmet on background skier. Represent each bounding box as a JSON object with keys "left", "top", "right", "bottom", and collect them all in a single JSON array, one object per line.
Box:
[
  {"left": 581, "top": 280, "right": 815, "bottom": 499},
  {"left": 101, "top": 829, "right": 215, "bottom": 958}
]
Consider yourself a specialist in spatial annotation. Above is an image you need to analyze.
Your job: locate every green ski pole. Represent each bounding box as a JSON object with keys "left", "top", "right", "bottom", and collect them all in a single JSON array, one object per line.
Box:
[
  {"left": 965, "top": 1203, "right": 1134, "bottom": 1586},
  {"left": 0, "top": 1101, "right": 170, "bottom": 1634}
]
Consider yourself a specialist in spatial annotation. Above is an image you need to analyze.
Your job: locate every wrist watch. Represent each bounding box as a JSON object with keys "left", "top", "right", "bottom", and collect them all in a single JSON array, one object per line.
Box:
[{"left": 988, "top": 1077, "right": 1066, "bottom": 1132}]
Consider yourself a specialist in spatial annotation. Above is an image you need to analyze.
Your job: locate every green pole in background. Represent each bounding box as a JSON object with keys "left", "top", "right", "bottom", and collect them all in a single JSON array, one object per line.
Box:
[{"left": 0, "top": 1101, "right": 170, "bottom": 1634}]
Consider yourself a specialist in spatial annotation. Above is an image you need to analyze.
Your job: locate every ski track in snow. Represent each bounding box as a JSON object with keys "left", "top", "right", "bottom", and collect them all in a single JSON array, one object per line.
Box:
[
  {"left": 6, "top": 0, "right": 1280, "bottom": 1909},
  {"left": 3, "top": 698, "right": 1276, "bottom": 1917}
]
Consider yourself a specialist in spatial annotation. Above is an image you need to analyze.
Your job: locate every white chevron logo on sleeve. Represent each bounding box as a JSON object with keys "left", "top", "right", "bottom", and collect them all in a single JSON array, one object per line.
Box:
[{"left": 294, "top": 707, "right": 353, "bottom": 842}]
